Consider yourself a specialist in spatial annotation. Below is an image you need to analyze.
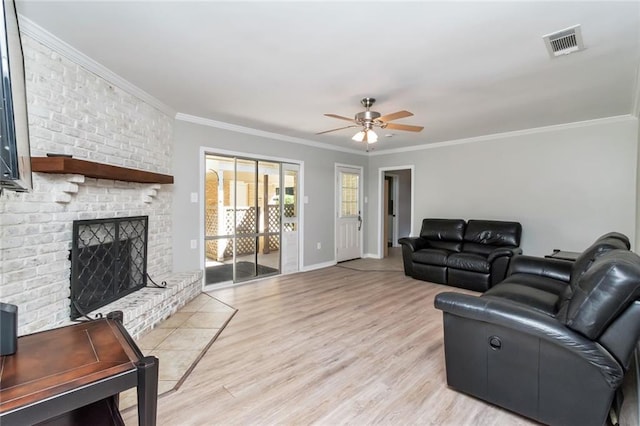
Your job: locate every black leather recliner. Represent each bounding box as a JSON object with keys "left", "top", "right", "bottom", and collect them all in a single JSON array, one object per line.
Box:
[
  {"left": 434, "top": 233, "right": 639, "bottom": 426},
  {"left": 399, "top": 219, "right": 522, "bottom": 291}
]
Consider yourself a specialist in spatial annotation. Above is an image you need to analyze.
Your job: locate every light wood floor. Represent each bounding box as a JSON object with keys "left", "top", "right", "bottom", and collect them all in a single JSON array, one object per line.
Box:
[{"left": 123, "top": 254, "right": 638, "bottom": 425}]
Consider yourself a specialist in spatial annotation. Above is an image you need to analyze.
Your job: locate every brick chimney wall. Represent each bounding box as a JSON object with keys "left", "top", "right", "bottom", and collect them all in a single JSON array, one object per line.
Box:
[{"left": 0, "top": 36, "right": 174, "bottom": 335}]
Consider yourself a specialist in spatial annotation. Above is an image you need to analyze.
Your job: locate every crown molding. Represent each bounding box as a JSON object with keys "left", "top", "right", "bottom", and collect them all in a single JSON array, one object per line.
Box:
[
  {"left": 178, "top": 113, "right": 635, "bottom": 158},
  {"left": 18, "top": 15, "right": 176, "bottom": 118},
  {"left": 175, "top": 113, "right": 367, "bottom": 156},
  {"left": 368, "top": 115, "right": 636, "bottom": 156}
]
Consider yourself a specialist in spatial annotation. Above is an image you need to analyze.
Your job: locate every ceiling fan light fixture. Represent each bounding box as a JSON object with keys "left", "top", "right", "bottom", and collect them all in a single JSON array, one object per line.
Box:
[
  {"left": 320, "top": 97, "right": 422, "bottom": 144},
  {"left": 352, "top": 130, "right": 365, "bottom": 142},
  {"left": 352, "top": 129, "right": 378, "bottom": 143},
  {"left": 366, "top": 129, "right": 378, "bottom": 143}
]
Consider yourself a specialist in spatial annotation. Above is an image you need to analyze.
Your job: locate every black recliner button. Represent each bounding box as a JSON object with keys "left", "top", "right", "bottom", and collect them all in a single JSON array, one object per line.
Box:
[{"left": 489, "top": 336, "right": 502, "bottom": 350}]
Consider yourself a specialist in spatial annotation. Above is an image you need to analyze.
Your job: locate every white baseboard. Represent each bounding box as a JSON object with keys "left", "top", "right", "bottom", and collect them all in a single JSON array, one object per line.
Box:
[
  {"left": 301, "top": 260, "right": 336, "bottom": 272},
  {"left": 362, "top": 253, "right": 381, "bottom": 259}
]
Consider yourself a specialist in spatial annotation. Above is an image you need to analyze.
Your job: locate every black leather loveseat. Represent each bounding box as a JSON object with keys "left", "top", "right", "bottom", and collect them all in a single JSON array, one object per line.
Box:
[
  {"left": 399, "top": 219, "right": 522, "bottom": 291},
  {"left": 434, "top": 233, "right": 638, "bottom": 426}
]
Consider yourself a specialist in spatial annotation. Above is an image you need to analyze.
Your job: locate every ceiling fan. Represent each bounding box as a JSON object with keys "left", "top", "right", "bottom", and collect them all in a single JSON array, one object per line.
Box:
[{"left": 317, "top": 97, "right": 424, "bottom": 144}]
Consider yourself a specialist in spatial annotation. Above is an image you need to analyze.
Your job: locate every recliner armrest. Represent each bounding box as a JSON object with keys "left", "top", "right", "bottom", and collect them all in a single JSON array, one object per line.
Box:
[
  {"left": 487, "top": 246, "right": 523, "bottom": 263},
  {"left": 434, "top": 291, "right": 623, "bottom": 388},
  {"left": 398, "top": 237, "right": 429, "bottom": 252},
  {"left": 507, "top": 255, "right": 572, "bottom": 283}
]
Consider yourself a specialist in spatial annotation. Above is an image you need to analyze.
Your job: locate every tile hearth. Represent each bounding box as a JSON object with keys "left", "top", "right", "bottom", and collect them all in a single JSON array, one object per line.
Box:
[{"left": 119, "top": 292, "right": 237, "bottom": 411}]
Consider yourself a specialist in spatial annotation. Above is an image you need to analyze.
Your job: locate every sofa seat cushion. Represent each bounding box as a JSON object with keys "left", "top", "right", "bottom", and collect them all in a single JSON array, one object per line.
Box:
[
  {"left": 483, "top": 283, "right": 560, "bottom": 316},
  {"left": 446, "top": 252, "right": 490, "bottom": 273},
  {"left": 412, "top": 249, "right": 452, "bottom": 266},
  {"left": 500, "top": 273, "right": 568, "bottom": 296}
]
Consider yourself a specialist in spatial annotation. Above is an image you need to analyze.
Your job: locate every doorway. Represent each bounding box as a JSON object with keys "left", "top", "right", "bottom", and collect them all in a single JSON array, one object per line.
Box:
[
  {"left": 335, "top": 164, "right": 363, "bottom": 262},
  {"left": 204, "top": 154, "right": 300, "bottom": 285},
  {"left": 379, "top": 166, "right": 414, "bottom": 258},
  {"left": 383, "top": 174, "right": 399, "bottom": 257}
]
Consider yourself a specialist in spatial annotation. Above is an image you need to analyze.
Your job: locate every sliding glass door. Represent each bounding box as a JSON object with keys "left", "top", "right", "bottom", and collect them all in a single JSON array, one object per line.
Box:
[{"left": 204, "top": 154, "right": 294, "bottom": 286}]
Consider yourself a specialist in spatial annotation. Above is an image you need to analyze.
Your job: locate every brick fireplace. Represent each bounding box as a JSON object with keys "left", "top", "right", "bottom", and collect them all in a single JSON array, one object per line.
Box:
[{"left": 0, "top": 34, "right": 200, "bottom": 337}]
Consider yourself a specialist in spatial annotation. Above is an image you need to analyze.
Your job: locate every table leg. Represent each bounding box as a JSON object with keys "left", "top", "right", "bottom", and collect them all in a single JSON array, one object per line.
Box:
[{"left": 136, "top": 355, "right": 159, "bottom": 426}]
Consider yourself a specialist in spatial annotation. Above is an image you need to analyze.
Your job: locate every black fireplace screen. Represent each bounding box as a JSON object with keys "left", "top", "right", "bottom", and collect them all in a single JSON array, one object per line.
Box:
[{"left": 70, "top": 216, "right": 148, "bottom": 319}]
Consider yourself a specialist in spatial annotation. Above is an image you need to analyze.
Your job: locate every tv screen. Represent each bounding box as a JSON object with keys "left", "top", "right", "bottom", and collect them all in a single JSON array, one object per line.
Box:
[{"left": 0, "top": 0, "right": 31, "bottom": 192}]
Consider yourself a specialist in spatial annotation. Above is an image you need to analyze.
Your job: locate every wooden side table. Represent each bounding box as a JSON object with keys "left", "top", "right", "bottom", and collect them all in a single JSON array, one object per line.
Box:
[{"left": 0, "top": 314, "right": 158, "bottom": 425}]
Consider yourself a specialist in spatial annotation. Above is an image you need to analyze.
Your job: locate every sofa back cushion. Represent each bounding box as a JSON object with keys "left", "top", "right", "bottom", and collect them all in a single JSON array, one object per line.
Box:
[
  {"left": 462, "top": 220, "right": 522, "bottom": 256},
  {"left": 569, "top": 234, "right": 630, "bottom": 290},
  {"left": 562, "top": 250, "right": 640, "bottom": 339},
  {"left": 419, "top": 219, "right": 466, "bottom": 252}
]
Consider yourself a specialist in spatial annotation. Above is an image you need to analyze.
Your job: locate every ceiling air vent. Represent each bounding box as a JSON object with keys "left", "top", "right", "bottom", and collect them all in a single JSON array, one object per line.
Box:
[{"left": 543, "top": 25, "right": 584, "bottom": 58}]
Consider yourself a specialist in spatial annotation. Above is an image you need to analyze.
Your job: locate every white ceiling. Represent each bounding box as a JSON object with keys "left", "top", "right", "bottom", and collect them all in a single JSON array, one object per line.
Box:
[{"left": 16, "top": 1, "right": 640, "bottom": 152}]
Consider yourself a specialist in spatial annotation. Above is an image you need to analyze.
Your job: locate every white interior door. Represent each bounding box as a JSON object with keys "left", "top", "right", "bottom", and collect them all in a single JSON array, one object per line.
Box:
[{"left": 336, "top": 165, "right": 362, "bottom": 262}]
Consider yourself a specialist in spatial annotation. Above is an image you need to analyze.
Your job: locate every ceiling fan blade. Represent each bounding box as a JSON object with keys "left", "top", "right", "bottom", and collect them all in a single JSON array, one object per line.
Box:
[
  {"left": 324, "top": 113, "right": 355, "bottom": 122},
  {"left": 316, "top": 125, "right": 358, "bottom": 135},
  {"left": 378, "top": 110, "right": 413, "bottom": 122},
  {"left": 384, "top": 123, "right": 424, "bottom": 132}
]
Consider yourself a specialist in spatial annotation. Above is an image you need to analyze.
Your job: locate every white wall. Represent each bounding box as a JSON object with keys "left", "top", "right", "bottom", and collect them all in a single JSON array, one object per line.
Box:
[
  {"left": 367, "top": 117, "right": 638, "bottom": 256},
  {"left": 172, "top": 119, "right": 367, "bottom": 272}
]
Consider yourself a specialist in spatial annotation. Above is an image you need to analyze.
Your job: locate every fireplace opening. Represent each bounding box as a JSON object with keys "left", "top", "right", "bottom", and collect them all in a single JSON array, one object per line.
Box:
[{"left": 70, "top": 216, "right": 148, "bottom": 320}]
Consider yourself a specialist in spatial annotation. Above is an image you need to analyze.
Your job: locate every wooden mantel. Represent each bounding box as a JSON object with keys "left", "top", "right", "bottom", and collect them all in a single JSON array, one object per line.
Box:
[{"left": 31, "top": 157, "right": 174, "bottom": 184}]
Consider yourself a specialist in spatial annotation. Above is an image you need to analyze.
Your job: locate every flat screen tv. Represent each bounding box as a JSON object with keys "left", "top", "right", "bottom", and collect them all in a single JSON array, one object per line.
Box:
[{"left": 0, "top": 0, "right": 31, "bottom": 192}]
